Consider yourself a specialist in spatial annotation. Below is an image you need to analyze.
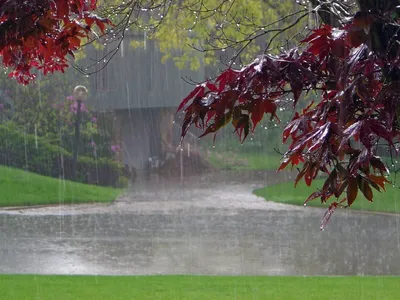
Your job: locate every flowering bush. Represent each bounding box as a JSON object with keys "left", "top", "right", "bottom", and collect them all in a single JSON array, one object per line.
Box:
[
  {"left": 111, "top": 144, "right": 121, "bottom": 154},
  {"left": 0, "top": 123, "right": 124, "bottom": 186},
  {"left": 51, "top": 95, "right": 117, "bottom": 159}
]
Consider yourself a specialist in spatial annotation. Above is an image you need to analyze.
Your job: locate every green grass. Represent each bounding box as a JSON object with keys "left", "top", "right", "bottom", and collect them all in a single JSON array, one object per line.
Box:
[
  {"left": 0, "top": 275, "right": 398, "bottom": 300},
  {"left": 207, "top": 151, "right": 282, "bottom": 171},
  {"left": 254, "top": 177, "right": 400, "bottom": 213},
  {"left": 0, "top": 166, "right": 122, "bottom": 207}
]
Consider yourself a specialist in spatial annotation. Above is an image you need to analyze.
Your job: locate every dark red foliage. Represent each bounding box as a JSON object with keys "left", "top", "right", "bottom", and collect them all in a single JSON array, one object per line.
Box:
[
  {"left": 0, "top": 0, "right": 110, "bottom": 84},
  {"left": 178, "top": 8, "right": 400, "bottom": 228}
]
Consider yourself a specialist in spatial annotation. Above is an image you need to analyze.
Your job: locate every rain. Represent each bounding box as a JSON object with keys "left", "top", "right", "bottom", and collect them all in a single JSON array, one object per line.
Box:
[{"left": 0, "top": 0, "right": 399, "bottom": 299}]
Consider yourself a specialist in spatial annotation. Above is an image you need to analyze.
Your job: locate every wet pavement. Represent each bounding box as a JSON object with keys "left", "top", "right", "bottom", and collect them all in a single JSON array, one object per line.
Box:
[{"left": 0, "top": 171, "right": 399, "bottom": 276}]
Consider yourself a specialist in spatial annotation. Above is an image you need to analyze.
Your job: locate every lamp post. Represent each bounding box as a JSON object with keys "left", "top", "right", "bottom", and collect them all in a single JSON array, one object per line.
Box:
[{"left": 71, "top": 85, "right": 88, "bottom": 181}]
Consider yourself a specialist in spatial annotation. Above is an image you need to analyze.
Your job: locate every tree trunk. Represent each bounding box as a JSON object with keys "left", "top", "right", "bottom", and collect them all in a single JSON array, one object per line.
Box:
[
  {"left": 357, "top": 0, "right": 400, "bottom": 12},
  {"left": 309, "top": 0, "right": 343, "bottom": 27}
]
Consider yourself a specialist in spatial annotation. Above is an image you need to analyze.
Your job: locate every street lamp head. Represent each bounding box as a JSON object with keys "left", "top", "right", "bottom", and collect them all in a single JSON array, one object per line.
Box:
[{"left": 73, "top": 85, "right": 88, "bottom": 102}]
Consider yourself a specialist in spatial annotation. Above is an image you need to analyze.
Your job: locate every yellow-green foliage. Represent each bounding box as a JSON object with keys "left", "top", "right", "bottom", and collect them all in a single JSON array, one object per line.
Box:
[
  {"left": 103, "top": 0, "right": 307, "bottom": 70},
  {"left": 151, "top": 1, "right": 304, "bottom": 68}
]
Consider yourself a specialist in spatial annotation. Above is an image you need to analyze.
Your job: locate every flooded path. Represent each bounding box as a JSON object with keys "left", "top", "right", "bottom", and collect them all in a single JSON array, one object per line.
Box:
[{"left": 0, "top": 171, "right": 399, "bottom": 276}]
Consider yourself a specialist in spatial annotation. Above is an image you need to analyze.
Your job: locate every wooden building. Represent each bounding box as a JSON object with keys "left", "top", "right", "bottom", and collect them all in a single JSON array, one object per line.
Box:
[{"left": 84, "top": 35, "right": 205, "bottom": 172}]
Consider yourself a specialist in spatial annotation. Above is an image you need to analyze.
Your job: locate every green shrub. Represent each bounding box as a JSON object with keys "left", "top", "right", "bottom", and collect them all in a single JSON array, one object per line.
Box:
[
  {"left": 115, "top": 176, "right": 130, "bottom": 188},
  {"left": 0, "top": 123, "right": 124, "bottom": 187}
]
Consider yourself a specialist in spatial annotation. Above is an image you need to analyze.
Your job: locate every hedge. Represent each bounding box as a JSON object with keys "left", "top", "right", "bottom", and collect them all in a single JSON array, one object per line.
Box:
[{"left": 0, "top": 123, "right": 125, "bottom": 187}]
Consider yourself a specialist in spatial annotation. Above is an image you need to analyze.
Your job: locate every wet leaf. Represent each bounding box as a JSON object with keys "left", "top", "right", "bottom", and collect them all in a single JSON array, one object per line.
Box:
[
  {"left": 370, "top": 156, "right": 389, "bottom": 174},
  {"left": 295, "top": 164, "right": 308, "bottom": 186},
  {"left": 320, "top": 202, "right": 339, "bottom": 231},
  {"left": 347, "top": 176, "right": 358, "bottom": 206},
  {"left": 177, "top": 86, "right": 204, "bottom": 112},
  {"left": 367, "top": 174, "right": 389, "bottom": 191},
  {"left": 358, "top": 176, "right": 373, "bottom": 202},
  {"left": 250, "top": 100, "right": 265, "bottom": 131},
  {"left": 305, "top": 190, "right": 323, "bottom": 204}
]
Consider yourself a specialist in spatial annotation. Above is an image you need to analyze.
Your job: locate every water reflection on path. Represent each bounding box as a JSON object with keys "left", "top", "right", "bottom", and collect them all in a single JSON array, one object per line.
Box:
[{"left": 0, "top": 171, "right": 399, "bottom": 275}]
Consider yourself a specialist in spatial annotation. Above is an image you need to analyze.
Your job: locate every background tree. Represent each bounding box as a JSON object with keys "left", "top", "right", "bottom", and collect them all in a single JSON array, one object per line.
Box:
[{"left": 91, "top": 0, "right": 308, "bottom": 74}]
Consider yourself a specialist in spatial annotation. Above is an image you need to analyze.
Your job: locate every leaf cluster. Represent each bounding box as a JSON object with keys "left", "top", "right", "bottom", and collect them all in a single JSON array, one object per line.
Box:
[{"left": 178, "top": 2, "right": 400, "bottom": 228}]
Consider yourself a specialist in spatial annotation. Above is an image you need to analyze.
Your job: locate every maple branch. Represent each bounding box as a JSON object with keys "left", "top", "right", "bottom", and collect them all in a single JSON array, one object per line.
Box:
[
  {"left": 74, "top": 0, "right": 173, "bottom": 75},
  {"left": 188, "top": 8, "right": 309, "bottom": 68},
  {"left": 309, "top": 0, "right": 355, "bottom": 26},
  {"left": 264, "top": 12, "right": 309, "bottom": 52}
]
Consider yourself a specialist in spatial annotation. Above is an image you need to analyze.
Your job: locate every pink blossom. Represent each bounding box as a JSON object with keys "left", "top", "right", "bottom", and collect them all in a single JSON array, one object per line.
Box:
[
  {"left": 91, "top": 117, "right": 97, "bottom": 123},
  {"left": 69, "top": 101, "right": 89, "bottom": 114},
  {"left": 66, "top": 95, "right": 74, "bottom": 101},
  {"left": 82, "top": 103, "right": 88, "bottom": 113},
  {"left": 111, "top": 144, "right": 121, "bottom": 153},
  {"left": 69, "top": 104, "right": 77, "bottom": 114}
]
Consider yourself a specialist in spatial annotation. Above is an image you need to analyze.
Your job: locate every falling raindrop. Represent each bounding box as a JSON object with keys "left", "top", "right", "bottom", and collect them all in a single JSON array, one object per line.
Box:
[{"left": 34, "top": 124, "right": 38, "bottom": 149}]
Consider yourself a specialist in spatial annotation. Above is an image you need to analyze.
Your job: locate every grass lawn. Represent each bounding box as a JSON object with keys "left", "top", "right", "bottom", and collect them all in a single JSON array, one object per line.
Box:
[
  {"left": 0, "top": 275, "right": 398, "bottom": 300},
  {"left": 0, "top": 166, "right": 122, "bottom": 207},
  {"left": 254, "top": 176, "right": 400, "bottom": 213},
  {"left": 207, "top": 151, "right": 282, "bottom": 171}
]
